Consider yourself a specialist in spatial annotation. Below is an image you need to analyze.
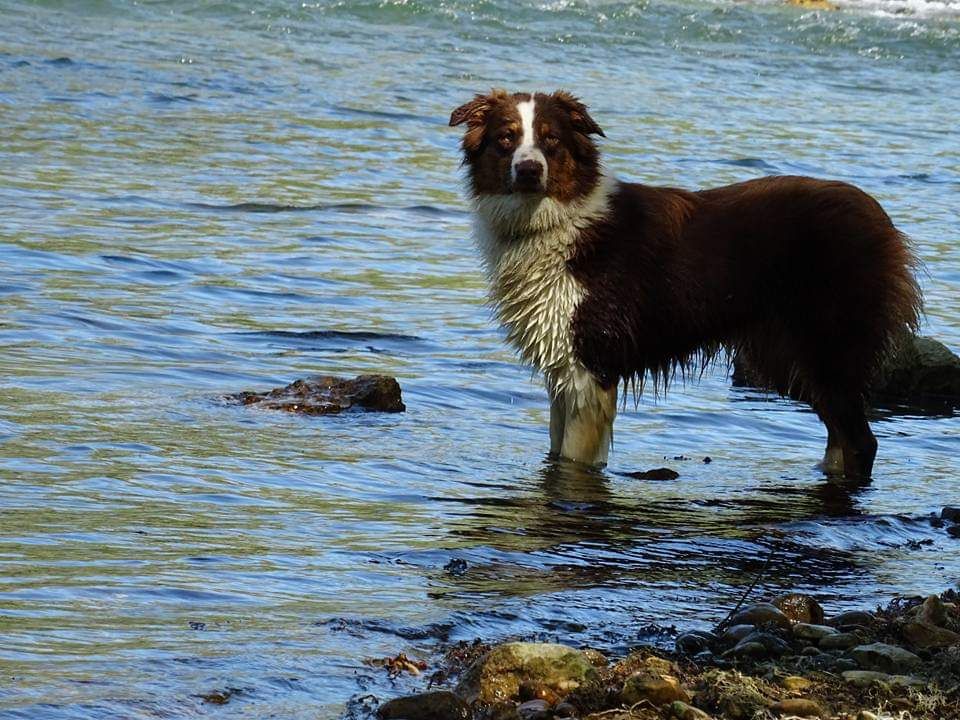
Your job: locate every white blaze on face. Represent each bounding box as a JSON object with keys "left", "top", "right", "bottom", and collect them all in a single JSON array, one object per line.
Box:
[{"left": 511, "top": 98, "right": 547, "bottom": 187}]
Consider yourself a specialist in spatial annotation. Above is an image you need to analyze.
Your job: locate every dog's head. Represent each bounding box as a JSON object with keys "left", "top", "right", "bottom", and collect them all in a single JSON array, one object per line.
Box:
[{"left": 450, "top": 90, "right": 604, "bottom": 203}]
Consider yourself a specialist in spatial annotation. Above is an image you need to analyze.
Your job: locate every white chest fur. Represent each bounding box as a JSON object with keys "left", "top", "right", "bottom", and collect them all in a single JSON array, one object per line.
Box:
[{"left": 472, "top": 176, "right": 615, "bottom": 398}]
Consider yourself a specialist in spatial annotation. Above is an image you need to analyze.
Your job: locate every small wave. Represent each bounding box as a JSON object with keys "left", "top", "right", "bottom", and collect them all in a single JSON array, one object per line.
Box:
[
  {"left": 831, "top": 0, "right": 960, "bottom": 18},
  {"left": 240, "top": 329, "right": 423, "bottom": 343}
]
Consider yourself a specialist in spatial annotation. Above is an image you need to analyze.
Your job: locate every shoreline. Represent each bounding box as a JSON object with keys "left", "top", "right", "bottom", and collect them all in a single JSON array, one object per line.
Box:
[{"left": 370, "top": 582, "right": 960, "bottom": 720}]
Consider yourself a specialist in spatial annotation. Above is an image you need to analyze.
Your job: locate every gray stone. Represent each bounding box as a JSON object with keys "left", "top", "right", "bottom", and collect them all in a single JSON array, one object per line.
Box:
[
  {"left": 517, "top": 699, "right": 550, "bottom": 720},
  {"left": 456, "top": 642, "right": 598, "bottom": 705},
  {"left": 740, "top": 631, "right": 791, "bottom": 657},
  {"left": 850, "top": 643, "right": 922, "bottom": 674},
  {"left": 676, "top": 630, "right": 718, "bottom": 654},
  {"left": 827, "top": 611, "right": 877, "bottom": 629},
  {"left": 842, "top": 670, "right": 925, "bottom": 689},
  {"left": 875, "top": 335, "right": 960, "bottom": 400},
  {"left": 377, "top": 691, "right": 471, "bottom": 720},
  {"left": 724, "top": 641, "right": 768, "bottom": 660},
  {"left": 901, "top": 620, "right": 960, "bottom": 649},
  {"left": 792, "top": 623, "right": 839, "bottom": 641},
  {"left": 734, "top": 334, "right": 960, "bottom": 403},
  {"left": 842, "top": 670, "right": 892, "bottom": 688},
  {"left": 720, "top": 624, "right": 756, "bottom": 645},
  {"left": 819, "top": 632, "right": 863, "bottom": 650}
]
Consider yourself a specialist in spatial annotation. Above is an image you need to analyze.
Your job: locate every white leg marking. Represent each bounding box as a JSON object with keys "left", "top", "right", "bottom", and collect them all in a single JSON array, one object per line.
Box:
[
  {"left": 552, "top": 367, "right": 617, "bottom": 467},
  {"left": 512, "top": 98, "right": 547, "bottom": 186}
]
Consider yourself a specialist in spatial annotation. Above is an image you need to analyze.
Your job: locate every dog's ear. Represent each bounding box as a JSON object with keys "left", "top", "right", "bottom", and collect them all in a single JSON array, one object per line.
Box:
[
  {"left": 449, "top": 93, "right": 493, "bottom": 128},
  {"left": 450, "top": 91, "right": 504, "bottom": 154},
  {"left": 552, "top": 90, "right": 605, "bottom": 138}
]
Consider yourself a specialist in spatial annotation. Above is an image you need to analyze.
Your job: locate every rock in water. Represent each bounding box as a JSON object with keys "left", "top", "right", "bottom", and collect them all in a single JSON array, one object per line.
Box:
[
  {"left": 728, "top": 603, "right": 792, "bottom": 630},
  {"left": 377, "top": 691, "right": 470, "bottom": 720},
  {"left": 875, "top": 335, "right": 960, "bottom": 401},
  {"left": 229, "top": 374, "right": 405, "bottom": 414},
  {"left": 624, "top": 467, "right": 680, "bottom": 480},
  {"left": 456, "top": 642, "right": 599, "bottom": 705},
  {"left": 773, "top": 593, "right": 825, "bottom": 625},
  {"left": 732, "top": 334, "right": 960, "bottom": 404}
]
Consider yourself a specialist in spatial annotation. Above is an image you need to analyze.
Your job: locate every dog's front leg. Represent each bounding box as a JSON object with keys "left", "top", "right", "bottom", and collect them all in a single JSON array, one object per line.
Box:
[{"left": 549, "top": 368, "right": 617, "bottom": 467}]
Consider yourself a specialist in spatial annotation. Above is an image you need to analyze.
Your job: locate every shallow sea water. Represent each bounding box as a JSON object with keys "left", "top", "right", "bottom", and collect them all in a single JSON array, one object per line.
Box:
[{"left": 0, "top": 0, "right": 958, "bottom": 717}]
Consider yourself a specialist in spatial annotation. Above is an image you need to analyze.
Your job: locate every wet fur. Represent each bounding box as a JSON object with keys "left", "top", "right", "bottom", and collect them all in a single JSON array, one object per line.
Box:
[{"left": 451, "top": 90, "right": 921, "bottom": 477}]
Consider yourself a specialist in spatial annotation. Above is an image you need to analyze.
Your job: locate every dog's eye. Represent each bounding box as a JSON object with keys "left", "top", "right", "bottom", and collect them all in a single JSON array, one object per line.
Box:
[
  {"left": 497, "top": 132, "right": 515, "bottom": 151},
  {"left": 542, "top": 135, "right": 560, "bottom": 153}
]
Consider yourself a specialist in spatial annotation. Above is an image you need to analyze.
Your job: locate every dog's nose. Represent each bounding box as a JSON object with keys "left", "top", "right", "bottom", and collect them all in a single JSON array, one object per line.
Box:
[{"left": 514, "top": 159, "right": 544, "bottom": 186}]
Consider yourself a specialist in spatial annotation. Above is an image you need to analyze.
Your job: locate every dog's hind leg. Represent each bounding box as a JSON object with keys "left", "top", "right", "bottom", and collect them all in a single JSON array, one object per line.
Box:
[
  {"left": 817, "top": 427, "right": 845, "bottom": 477},
  {"left": 815, "top": 395, "right": 877, "bottom": 479},
  {"left": 810, "top": 400, "right": 845, "bottom": 476}
]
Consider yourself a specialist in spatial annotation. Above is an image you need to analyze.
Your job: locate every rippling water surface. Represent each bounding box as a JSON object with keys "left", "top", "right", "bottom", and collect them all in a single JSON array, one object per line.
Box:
[{"left": 1, "top": 0, "right": 958, "bottom": 717}]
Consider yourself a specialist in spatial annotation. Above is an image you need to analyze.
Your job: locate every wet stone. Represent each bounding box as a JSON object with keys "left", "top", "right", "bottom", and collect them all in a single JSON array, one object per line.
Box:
[
  {"left": 456, "top": 642, "right": 598, "bottom": 705},
  {"left": 827, "top": 610, "right": 876, "bottom": 629},
  {"left": 728, "top": 603, "right": 791, "bottom": 630},
  {"left": 781, "top": 675, "right": 812, "bottom": 692},
  {"left": 771, "top": 698, "right": 825, "bottom": 717},
  {"left": 677, "top": 631, "right": 717, "bottom": 654},
  {"left": 942, "top": 507, "right": 960, "bottom": 522},
  {"left": 668, "top": 701, "right": 714, "bottom": 720},
  {"left": 230, "top": 374, "right": 405, "bottom": 414},
  {"left": 918, "top": 594, "right": 949, "bottom": 625},
  {"left": 773, "top": 593, "right": 825, "bottom": 625},
  {"left": 818, "top": 632, "right": 862, "bottom": 650},
  {"left": 554, "top": 702, "right": 577, "bottom": 718},
  {"left": 720, "top": 624, "right": 755, "bottom": 645},
  {"left": 624, "top": 467, "right": 679, "bottom": 480},
  {"left": 621, "top": 672, "right": 689, "bottom": 706},
  {"left": 792, "top": 623, "right": 838, "bottom": 641},
  {"left": 377, "top": 691, "right": 471, "bottom": 720},
  {"left": 740, "top": 631, "right": 791, "bottom": 657},
  {"left": 517, "top": 699, "right": 550, "bottom": 720},
  {"left": 725, "top": 641, "right": 768, "bottom": 660},
  {"left": 850, "top": 643, "right": 922, "bottom": 674},
  {"left": 901, "top": 620, "right": 960, "bottom": 649}
]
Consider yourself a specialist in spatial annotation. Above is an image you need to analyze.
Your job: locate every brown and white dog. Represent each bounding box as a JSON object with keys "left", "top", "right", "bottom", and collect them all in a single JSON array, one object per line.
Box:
[{"left": 450, "top": 89, "right": 920, "bottom": 478}]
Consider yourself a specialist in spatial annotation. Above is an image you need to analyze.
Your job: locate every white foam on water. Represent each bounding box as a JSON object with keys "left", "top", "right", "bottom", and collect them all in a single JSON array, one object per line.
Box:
[{"left": 832, "top": 0, "right": 960, "bottom": 18}]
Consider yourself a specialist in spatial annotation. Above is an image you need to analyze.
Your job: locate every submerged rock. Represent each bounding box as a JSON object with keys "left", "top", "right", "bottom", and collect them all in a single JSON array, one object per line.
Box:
[
  {"left": 229, "top": 374, "right": 405, "bottom": 414},
  {"left": 376, "top": 690, "right": 470, "bottom": 720},
  {"left": 732, "top": 334, "right": 960, "bottom": 405},
  {"left": 874, "top": 335, "right": 960, "bottom": 402},
  {"left": 456, "top": 642, "right": 599, "bottom": 705},
  {"left": 624, "top": 467, "right": 680, "bottom": 480}
]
